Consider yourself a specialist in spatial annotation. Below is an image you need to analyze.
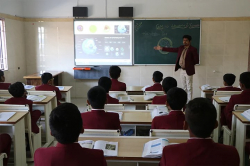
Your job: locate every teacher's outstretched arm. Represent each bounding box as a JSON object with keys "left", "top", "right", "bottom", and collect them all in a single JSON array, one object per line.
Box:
[{"left": 153, "top": 45, "right": 179, "bottom": 53}]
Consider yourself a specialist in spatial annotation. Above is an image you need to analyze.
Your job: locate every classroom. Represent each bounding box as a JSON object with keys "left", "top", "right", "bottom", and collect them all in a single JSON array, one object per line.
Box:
[{"left": 0, "top": 0, "right": 250, "bottom": 166}]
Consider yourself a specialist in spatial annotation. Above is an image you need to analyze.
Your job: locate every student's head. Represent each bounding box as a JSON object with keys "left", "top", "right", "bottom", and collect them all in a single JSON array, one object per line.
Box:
[
  {"left": 0, "top": 70, "right": 5, "bottom": 82},
  {"left": 109, "top": 66, "right": 121, "bottom": 79},
  {"left": 50, "top": 103, "right": 83, "bottom": 144},
  {"left": 166, "top": 87, "right": 187, "bottom": 110},
  {"left": 8, "top": 82, "right": 26, "bottom": 98},
  {"left": 98, "top": 76, "right": 112, "bottom": 93},
  {"left": 162, "top": 77, "right": 177, "bottom": 94},
  {"left": 41, "top": 72, "right": 53, "bottom": 84},
  {"left": 184, "top": 98, "right": 217, "bottom": 138},
  {"left": 87, "top": 86, "right": 106, "bottom": 109},
  {"left": 183, "top": 35, "right": 192, "bottom": 46},
  {"left": 223, "top": 73, "right": 236, "bottom": 86},
  {"left": 152, "top": 71, "right": 163, "bottom": 83},
  {"left": 240, "top": 72, "right": 250, "bottom": 90}
]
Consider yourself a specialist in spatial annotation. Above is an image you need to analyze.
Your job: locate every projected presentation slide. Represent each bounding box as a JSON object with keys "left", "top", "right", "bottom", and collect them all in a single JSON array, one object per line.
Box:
[{"left": 74, "top": 20, "right": 133, "bottom": 66}]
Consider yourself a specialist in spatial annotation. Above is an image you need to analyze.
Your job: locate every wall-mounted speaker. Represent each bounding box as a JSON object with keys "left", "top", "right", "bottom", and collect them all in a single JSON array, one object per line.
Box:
[
  {"left": 73, "top": 7, "right": 88, "bottom": 17},
  {"left": 119, "top": 7, "right": 133, "bottom": 17}
]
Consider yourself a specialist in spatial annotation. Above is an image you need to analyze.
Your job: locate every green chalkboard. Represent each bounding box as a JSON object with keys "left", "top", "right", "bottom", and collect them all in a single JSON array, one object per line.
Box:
[{"left": 134, "top": 19, "right": 200, "bottom": 64}]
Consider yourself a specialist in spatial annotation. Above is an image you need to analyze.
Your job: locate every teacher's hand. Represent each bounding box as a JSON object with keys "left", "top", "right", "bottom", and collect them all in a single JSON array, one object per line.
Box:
[{"left": 154, "top": 46, "right": 162, "bottom": 50}]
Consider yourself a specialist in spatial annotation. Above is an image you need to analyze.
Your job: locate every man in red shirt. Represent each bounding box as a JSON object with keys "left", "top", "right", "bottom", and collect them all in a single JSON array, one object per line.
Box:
[{"left": 154, "top": 35, "right": 199, "bottom": 102}]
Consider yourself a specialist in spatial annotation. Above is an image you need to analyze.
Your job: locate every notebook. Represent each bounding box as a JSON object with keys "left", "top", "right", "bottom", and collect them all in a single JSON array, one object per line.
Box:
[
  {"left": 0, "top": 112, "right": 16, "bottom": 121},
  {"left": 151, "top": 106, "right": 169, "bottom": 119},
  {"left": 142, "top": 138, "right": 169, "bottom": 158},
  {"left": 56, "top": 86, "right": 64, "bottom": 90},
  {"left": 241, "top": 109, "right": 250, "bottom": 121},
  {"left": 27, "top": 95, "right": 47, "bottom": 101},
  {"left": 219, "top": 96, "right": 231, "bottom": 102},
  {"left": 24, "top": 85, "right": 34, "bottom": 90},
  {"left": 144, "top": 93, "right": 156, "bottom": 101}
]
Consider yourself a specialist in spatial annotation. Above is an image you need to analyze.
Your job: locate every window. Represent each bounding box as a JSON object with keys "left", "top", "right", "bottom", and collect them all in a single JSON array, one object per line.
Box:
[{"left": 0, "top": 19, "right": 8, "bottom": 70}]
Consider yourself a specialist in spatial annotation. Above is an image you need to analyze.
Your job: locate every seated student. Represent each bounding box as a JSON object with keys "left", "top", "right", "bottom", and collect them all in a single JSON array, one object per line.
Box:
[
  {"left": 223, "top": 71, "right": 250, "bottom": 129},
  {"left": 34, "top": 103, "right": 107, "bottom": 166},
  {"left": 0, "top": 70, "right": 11, "bottom": 90},
  {"left": 0, "top": 134, "right": 11, "bottom": 166},
  {"left": 109, "top": 66, "right": 126, "bottom": 91},
  {"left": 159, "top": 98, "right": 239, "bottom": 166},
  {"left": 217, "top": 73, "right": 241, "bottom": 91},
  {"left": 81, "top": 86, "right": 121, "bottom": 130},
  {"left": 145, "top": 71, "right": 163, "bottom": 91},
  {"left": 152, "top": 77, "right": 177, "bottom": 104},
  {"left": 5, "top": 82, "right": 41, "bottom": 133},
  {"left": 151, "top": 87, "right": 187, "bottom": 129},
  {"left": 35, "top": 72, "right": 62, "bottom": 105},
  {"left": 98, "top": 76, "right": 119, "bottom": 104}
]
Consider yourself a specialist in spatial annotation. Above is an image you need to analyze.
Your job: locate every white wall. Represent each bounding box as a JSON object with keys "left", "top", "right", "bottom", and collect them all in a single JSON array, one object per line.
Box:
[
  {"left": 0, "top": 0, "right": 23, "bottom": 16},
  {"left": 21, "top": 0, "right": 250, "bottom": 18}
]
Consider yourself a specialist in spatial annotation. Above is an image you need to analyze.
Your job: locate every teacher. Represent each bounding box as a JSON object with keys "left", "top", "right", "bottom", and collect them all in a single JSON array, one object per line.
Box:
[{"left": 154, "top": 35, "right": 199, "bottom": 102}]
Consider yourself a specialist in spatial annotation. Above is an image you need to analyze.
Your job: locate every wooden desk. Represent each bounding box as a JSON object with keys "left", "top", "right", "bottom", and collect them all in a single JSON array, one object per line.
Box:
[
  {"left": 119, "top": 95, "right": 152, "bottom": 105},
  {"left": 126, "top": 86, "right": 144, "bottom": 95},
  {"left": 121, "top": 110, "right": 152, "bottom": 125},
  {"left": 23, "top": 71, "right": 63, "bottom": 86},
  {"left": 78, "top": 136, "right": 187, "bottom": 162},
  {"left": 212, "top": 96, "right": 229, "bottom": 143},
  {"left": 199, "top": 87, "right": 214, "bottom": 99},
  {"left": 233, "top": 111, "right": 250, "bottom": 166},
  {"left": 0, "top": 111, "right": 28, "bottom": 166}
]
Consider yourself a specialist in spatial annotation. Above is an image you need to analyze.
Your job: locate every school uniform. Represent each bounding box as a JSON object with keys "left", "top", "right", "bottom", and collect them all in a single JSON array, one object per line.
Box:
[
  {"left": 159, "top": 138, "right": 239, "bottom": 166},
  {"left": 34, "top": 142, "right": 107, "bottom": 166},
  {"left": 145, "top": 83, "right": 162, "bottom": 91},
  {"left": 223, "top": 89, "right": 250, "bottom": 129},
  {"left": 151, "top": 110, "right": 185, "bottom": 129},
  {"left": 106, "top": 94, "right": 119, "bottom": 104},
  {"left": 110, "top": 79, "right": 126, "bottom": 91},
  {"left": 0, "top": 83, "right": 11, "bottom": 90},
  {"left": 5, "top": 97, "right": 41, "bottom": 133},
  {"left": 152, "top": 95, "right": 167, "bottom": 104},
  {"left": 81, "top": 110, "right": 121, "bottom": 131},
  {"left": 217, "top": 86, "right": 241, "bottom": 91},
  {"left": 0, "top": 134, "right": 11, "bottom": 166},
  {"left": 35, "top": 84, "right": 62, "bottom": 105}
]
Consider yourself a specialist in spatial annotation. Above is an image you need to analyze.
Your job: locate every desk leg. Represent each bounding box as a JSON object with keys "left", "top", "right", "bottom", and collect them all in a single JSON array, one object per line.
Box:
[
  {"left": 235, "top": 119, "right": 246, "bottom": 166},
  {"left": 43, "top": 102, "right": 54, "bottom": 147},
  {"left": 65, "top": 91, "right": 71, "bottom": 103},
  {"left": 212, "top": 101, "right": 221, "bottom": 143},
  {"left": 13, "top": 118, "right": 27, "bottom": 166}
]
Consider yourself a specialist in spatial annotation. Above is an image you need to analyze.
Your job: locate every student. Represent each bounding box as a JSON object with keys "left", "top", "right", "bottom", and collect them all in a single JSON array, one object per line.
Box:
[
  {"left": 34, "top": 103, "right": 107, "bottom": 166},
  {"left": 109, "top": 66, "right": 126, "bottom": 91},
  {"left": 81, "top": 86, "right": 121, "bottom": 130},
  {"left": 145, "top": 71, "right": 163, "bottom": 91},
  {"left": 0, "top": 134, "right": 11, "bottom": 166},
  {"left": 151, "top": 87, "right": 187, "bottom": 129},
  {"left": 152, "top": 77, "right": 177, "bottom": 104},
  {"left": 35, "top": 72, "right": 62, "bottom": 105},
  {"left": 159, "top": 98, "right": 239, "bottom": 166},
  {"left": 223, "top": 71, "right": 250, "bottom": 129},
  {"left": 5, "top": 82, "right": 41, "bottom": 133},
  {"left": 0, "top": 70, "right": 11, "bottom": 90},
  {"left": 217, "top": 73, "right": 241, "bottom": 91},
  {"left": 98, "top": 76, "right": 119, "bottom": 104}
]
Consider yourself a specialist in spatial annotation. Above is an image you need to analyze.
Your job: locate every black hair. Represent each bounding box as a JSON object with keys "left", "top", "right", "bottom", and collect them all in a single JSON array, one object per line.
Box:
[
  {"left": 167, "top": 87, "right": 187, "bottom": 110},
  {"left": 8, "top": 82, "right": 25, "bottom": 98},
  {"left": 41, "top": 72, "right": 53, "bottom": 84},
  {"left": 109, "top": 66, "right": 121, "bottom": 79},
  {"left": 162, "top": 77, "right": 177, "bottom": 93},
  {"left": 98, "top": 76, "right": 112, "bottom": 93},
  {"left": 49, "top": 103, "right": 82, "bottom": 144},
  {"left": 223, "top": 73, "right": 236, "bottom": 86},
  {"left": 240, "top": 72, "right": 250, "bottom": 89},
  {"left": 183, "top": 35, "right": 192, "bottom": 41},
  {"left": 87, "top": 86, "right": 106, "bottom": 109},
  {"left": 153, "top": 71, "right": 163, "bottom": 83},
  {"left": 185, "top": 98, "right": 217, "bottom": 138},
  {"left": 0, "top": 70, "right": 4, "bottom": 77}
]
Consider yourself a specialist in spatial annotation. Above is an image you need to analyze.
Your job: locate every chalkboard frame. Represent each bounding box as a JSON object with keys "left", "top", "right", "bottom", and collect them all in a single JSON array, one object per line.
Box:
[{"left": 133, "top": 19, "right": 201, "bottom": 65}]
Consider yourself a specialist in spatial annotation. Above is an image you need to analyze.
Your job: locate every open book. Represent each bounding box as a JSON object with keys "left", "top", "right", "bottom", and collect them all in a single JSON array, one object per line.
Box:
[
  {"left": 144, "top": 93, "right": 156, "bottom": 101},
  {"left": 24, "top": 85, "right": 34, "bottom": 90},
  {"left": 0, "top": 112, "right": 16, "bottom": 121},
  {"left": 142, "top": 138, "right": 169, "bottom": 158},
  {"left": 241, "top": 109, "right": 250, "bottom": 121},
  {"left": 79, "top": 140, "right": 118, "bottom": 156},
  {"left": 56, "top": 86, "right": 64, "bottom": 90},
  {"left": 151, "top": 106, "right": 169, "bottom": 119},
  {"left": 27, "top": 95, "right": 47, "bottom": 102},
  {"left": 201, "top": 84, "right": 220, "bottom": 91},
  {"left": 106, "top": 111, "right": 123, "bottom": 120},
  {"left": 118, "top": 96, "right": 132, "bottom": 102},
  {"left": 219, "top": 96, "right": 231, "bottom": 102}
]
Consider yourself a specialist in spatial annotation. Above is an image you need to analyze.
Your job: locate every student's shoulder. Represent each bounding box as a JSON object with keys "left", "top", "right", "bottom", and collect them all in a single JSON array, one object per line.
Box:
[
  {"left": 162, "top": 142, "right": 187, "bottom": 154},
  {"left": 214, "top": 142, "right": 239, "bottom": 154},
  {"left": 106, "top": 112, "right": 119, "bottom": 117},
  {"left": 35, "top": 146, "right": 55, "bottom": 156},
  {"left": 84, "top": 148, "right": 104, "bottom": 156}
]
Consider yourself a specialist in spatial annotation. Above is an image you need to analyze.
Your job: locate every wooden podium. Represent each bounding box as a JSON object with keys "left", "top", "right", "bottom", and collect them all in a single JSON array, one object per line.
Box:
[{"left": 23, "top": 71, "right": 63, "bottom": 86}]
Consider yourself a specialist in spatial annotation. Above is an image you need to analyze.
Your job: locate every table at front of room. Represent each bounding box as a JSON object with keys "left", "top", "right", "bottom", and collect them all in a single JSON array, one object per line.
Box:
[
  {"left": 23, "top": 71, "right": 63, "bottom": 86},
  {"left": 0, "top": 111, "right": 28, "bottom": 166},
  {"left": 212, "top": 96, "right": 229, "bottom": 143}
]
